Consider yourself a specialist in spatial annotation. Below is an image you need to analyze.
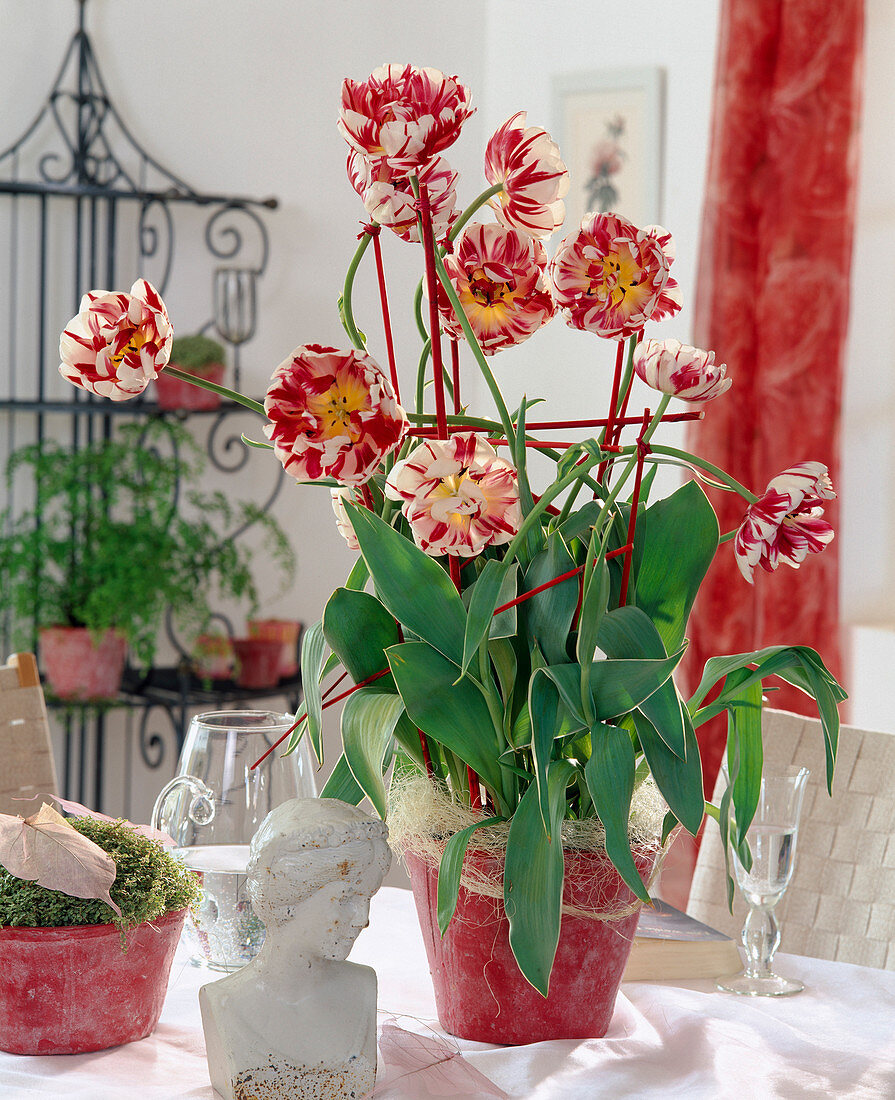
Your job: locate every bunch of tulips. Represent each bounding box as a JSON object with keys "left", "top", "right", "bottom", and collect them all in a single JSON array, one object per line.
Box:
[{"left": 58, "top": 63, "right": 843, "bottom": 993}]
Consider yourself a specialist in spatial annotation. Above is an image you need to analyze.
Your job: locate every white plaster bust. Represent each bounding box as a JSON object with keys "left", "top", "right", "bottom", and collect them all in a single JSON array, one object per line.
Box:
[{"left": 200, "top": 797, "right": 391, "bottom": 1100}]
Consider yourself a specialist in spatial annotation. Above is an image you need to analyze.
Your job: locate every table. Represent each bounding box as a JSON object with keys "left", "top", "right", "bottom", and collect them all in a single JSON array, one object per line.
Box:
[{"left": 2, "top": 887, "right": 894, "bottom": 1098}]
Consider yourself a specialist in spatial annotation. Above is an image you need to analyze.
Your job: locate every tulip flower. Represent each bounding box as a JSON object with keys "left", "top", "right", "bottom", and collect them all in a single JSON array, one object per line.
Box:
[
  {"left": 385, "top": 433, "right": 521, "bottom": 557},
  {"left": 435, "top": 223, "right": 555, "bottom": 355},
  {"left": 264, "top": 345, "right": 407, "bottom": 486},
  {"left": 549, "top": 212, "right": 682, "bottom": 339},
  {"left": 338, "top": 64, "right": 474, "bottom": 177},
  {"left": 331, "top": 488, "right": 361, "bottom": 550},
  {"left": 59, "top": 279, "right": 172, "bottom": 401},
  {"left": 734, "top": 462, "right": 835, "bottom": 583},
  {"left": 347, "top": 151, "right": 458, "bottom": 243},
  {"left": 633, "top": 338, "right": 731, "bottom": 402},
  {"left": 484, "top": 111, "right": 569, "bottom": 239}
]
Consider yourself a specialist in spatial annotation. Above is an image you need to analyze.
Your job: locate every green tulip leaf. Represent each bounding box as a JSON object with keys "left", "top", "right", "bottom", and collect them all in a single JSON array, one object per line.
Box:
[
  {"left": 347, "top": 503, "right": 467, "bottom": 664},
  {"left": 300, "top": 619, "right": 327, "bottom": 761},
  {"left": 320, "top": 753, "right": 364, "bottom": 805},
  {"left": 504, "top": 760, "right": 576, "bottom": 996},
  {"left": 632, "top": 480, "right": 719, "bottom": 654},
  {"left": 386, "top": 641, "right": 506, "bottom": 807},
  {"left": 436, "top": 815, "right": 504, "bottom": 935},
  {"left": 632, "top": 710, "right": 704, "bottom": 836},
  {"left": 341, "top": 689, "right": 405, "bottom": 819},
  {"left": 323, "top": 587, "right": 399, "bottom": 688},
  {"left": 584, "top": 722, "right": 651, "bottom": 902}
]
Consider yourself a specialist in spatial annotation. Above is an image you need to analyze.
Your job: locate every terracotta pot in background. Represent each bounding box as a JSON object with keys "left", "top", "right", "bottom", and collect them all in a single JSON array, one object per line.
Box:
[
  {"left": 0, "top": 907, "right": 187, "bottom": 1055},
  {"left": 406, "top": 844, "right": 658, "bottom": 1045},
  {"left": 154, "top": 362, "right": 225, "bottom": 411},
  {"left": 192, "top": 632, "right": 235, "bottom": 680},
  {"left": 246, "top": 618, "right": 302, "bottom": 679},
  {"left": 39, "top": 626, "right": 127, "bottom": 700},
  {"left": 232, "top": 637, "right": 282, "bottom": 689}
]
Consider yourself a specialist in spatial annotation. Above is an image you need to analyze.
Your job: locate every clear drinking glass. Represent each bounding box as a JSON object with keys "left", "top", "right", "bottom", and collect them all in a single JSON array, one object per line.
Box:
[
  {"left": 716, "top": 766, "right": 809, "bottom": 996},
  {"left": 151, "top": 710, "right": 316, "bottom": 971}
]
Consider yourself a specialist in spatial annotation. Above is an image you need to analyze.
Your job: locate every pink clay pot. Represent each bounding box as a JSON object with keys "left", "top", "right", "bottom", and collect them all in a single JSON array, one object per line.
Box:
[
  {"left": 406, "top": 844, "right": 658, "bottom": 1045},
  {"left": 232, "top": 637, "right": 283, "bottom": 689},
  {"left": 154, "top": 363, "right": 225, "bottom": 411},
  {"left": 39, "top": 626, "right": 127, "bottom": 701},
  {"left": 0, "top": 907, "right": 187, "bottom": 1055}
]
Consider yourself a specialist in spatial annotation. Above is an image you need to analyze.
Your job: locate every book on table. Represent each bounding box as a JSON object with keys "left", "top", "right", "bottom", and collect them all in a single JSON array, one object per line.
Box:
[{"left": 622, "top": 899, "right": 742, "bottom": 981}]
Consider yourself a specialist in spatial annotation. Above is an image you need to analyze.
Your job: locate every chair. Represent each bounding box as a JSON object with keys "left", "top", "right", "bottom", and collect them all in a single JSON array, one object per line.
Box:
[
  {"left": 0, "top": 652, "right": 59, "bottom": 815},
  {"left": 687, "top": 708, "right": 895, "bottom": 970}
]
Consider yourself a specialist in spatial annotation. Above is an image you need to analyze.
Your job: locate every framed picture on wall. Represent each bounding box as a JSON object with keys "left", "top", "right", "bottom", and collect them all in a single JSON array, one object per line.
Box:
[{"left": 552, "top": 67, "right": 664, "bottom": 232}]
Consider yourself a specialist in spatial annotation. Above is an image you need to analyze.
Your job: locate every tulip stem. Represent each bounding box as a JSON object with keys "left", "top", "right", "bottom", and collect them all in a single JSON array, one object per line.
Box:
[
  {"left": 161, "top": 366, "right": 265, "bottom": 416},
  {"left": 449, "top": 182, "right": 505, "bottom": 242},
  {"left": 648, "top": 445, "right": 759, "bottom": 502},
  {"left": 430, "top": 250, "right": 518, "bottom": 465},
  {"left": 341, "top": 230, "right": 373, "bottom": 351}
]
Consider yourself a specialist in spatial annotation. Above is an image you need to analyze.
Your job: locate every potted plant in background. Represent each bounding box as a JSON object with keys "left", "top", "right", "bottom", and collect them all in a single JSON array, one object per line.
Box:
[
  {"left": 0, "top": 422, "right": 295, "bottom": 700},
  {"left": 155, "top": 332, "right": 227, "bottom": 411},
  {"left": 56, "top": 65, "right": 845, "bottom": 1044},
  {"left": 0, "top": 803, "right": 198, "bottom": 1055}
]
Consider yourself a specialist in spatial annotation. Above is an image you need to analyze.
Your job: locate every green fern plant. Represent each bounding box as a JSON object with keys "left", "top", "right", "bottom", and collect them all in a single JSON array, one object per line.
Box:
[{"left": 0, "top": 422, "right": 295, "bottom": 669}]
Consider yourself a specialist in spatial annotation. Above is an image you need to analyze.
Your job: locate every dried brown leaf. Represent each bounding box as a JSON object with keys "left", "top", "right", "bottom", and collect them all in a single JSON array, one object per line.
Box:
[{"left": 0, "top": 803, "right": 121, "bottom": 917}]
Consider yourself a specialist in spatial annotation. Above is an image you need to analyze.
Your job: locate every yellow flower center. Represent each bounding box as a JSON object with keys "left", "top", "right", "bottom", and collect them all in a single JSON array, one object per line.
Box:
[
  {"left": 110, "top": 326, "right": 149, "bottom": 369},
  {"left": 461, "top": 269, "right": 518, "bottom": 328},
  {"left": 306, "top": 374, "right": 369, "bottom": 441},
  {"left": 431, "top": 468, "right": 479, "bottom": 525},
  {"left": 588, "top": 248, "right": 649, "bottom": 312}
]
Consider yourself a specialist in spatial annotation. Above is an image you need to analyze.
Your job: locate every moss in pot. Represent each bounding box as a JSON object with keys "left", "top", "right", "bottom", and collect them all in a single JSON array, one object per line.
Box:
[{"left": 0, "top": 813, "right": 199, "bottom": 1055}]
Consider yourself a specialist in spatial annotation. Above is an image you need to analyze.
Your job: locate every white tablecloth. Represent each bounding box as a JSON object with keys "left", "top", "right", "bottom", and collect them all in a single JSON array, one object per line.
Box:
[{"left": 2, "top": 887, "right": 894, "bottom": 1098}]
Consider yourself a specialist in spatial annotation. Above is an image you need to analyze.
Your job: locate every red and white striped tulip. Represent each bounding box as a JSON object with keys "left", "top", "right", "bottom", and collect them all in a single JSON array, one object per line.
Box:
[
  {"left": 338, "top": 64, "right": 474, "bottom": 178},
  {"left": 384, "top": 433, "right": 521, "bottom": 558},
  {"left": 435, "top": 222, "right": 556, "bottom": 355},
  {"left": 331, "top": 488, "right": 361, "bottom": 550},
  {"left": 347, "top": 151, "right": 458, "bottom": 243},
  {"left": 549, "top": 212, "right": 682, "bottom": 340},
  {"left": 484, "top": 111, "right": 570, "bottom": 239},
  {"left": 264, "top": 345, "right": 407, "bottom": 487},
  {"left": 59, "top": 279, "right": 172, "bottom": 401},
  {"left": 633, "top": 338, "right": 731, "bottom": 402},
  {"left": 734, "top": 462, "right": 835, "bottom": 583}
]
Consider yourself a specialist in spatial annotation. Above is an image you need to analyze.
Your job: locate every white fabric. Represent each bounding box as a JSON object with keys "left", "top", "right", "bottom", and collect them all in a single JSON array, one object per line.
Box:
[{"left": 1, "top": 887, "right": 894, "bottom": 1098}]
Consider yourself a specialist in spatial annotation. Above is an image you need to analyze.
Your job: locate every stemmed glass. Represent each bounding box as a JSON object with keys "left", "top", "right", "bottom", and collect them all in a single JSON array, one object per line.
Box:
[
  {"left": 213, "top": 267, "right": 257, "bottom": 391},
  {"left": 716, "top": 767, "right": 809, "bottom": 996}
]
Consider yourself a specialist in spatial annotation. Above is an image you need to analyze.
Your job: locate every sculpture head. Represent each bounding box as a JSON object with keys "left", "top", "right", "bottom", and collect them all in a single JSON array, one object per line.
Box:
[{"left": 246, "top": 798, "right": 391, "bottom": 959}]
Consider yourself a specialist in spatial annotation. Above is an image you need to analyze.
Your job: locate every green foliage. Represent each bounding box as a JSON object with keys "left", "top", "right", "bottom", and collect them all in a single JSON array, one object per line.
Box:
[
  {"left": 0, "top": 423, "right": 295, "bottom": 669},
  {"left": 169, "top": 333, "right": 226, "bottom": 373},
  {"left": 0, "top": 817, "right": 198, "bottom": 931}
]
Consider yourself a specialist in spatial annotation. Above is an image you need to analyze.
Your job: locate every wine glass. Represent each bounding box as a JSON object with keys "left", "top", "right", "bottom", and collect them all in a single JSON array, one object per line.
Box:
[
  {"left": 716, "top": 766, "right": 809, "bottom": 996},
  {"left": 213, "top": 267, "right": 257, "bottom": 346},
  {"left": 151, "top": 710, "right": 316, "bottom": 971}
]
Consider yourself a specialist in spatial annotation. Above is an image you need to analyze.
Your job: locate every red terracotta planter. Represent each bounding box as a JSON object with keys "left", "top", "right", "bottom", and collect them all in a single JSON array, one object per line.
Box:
[
  {"left": 406, "top": 845, "right": 657, "bottom": 1045},
  {"left": 232, "top": 637, "right": 283, "bottom": 689},
  {"left": 39, "top": 626, "right": 127, "bottom": 701},
  {"left": 0, "top": 907, "right": 187, "bottom": 1055},
  {"left": 154, "top": 363, "right": 225, "bottom": 411},
  {"left": 247, "top": 618, "right": 303, "bottom": 679}
]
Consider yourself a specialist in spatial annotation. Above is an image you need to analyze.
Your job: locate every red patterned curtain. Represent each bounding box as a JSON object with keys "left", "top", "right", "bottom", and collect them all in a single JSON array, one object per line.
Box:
[{"left": 687, "top": 0, "right": 864, "bottom": 795}]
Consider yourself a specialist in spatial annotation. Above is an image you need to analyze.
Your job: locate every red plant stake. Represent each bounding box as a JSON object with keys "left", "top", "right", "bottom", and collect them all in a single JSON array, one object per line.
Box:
[
  {"left": 370, "top": 226, "right": 401, "bottom": 403},
  {"left": 417, "top": 182, "right": 449, "bottom": 440}
]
